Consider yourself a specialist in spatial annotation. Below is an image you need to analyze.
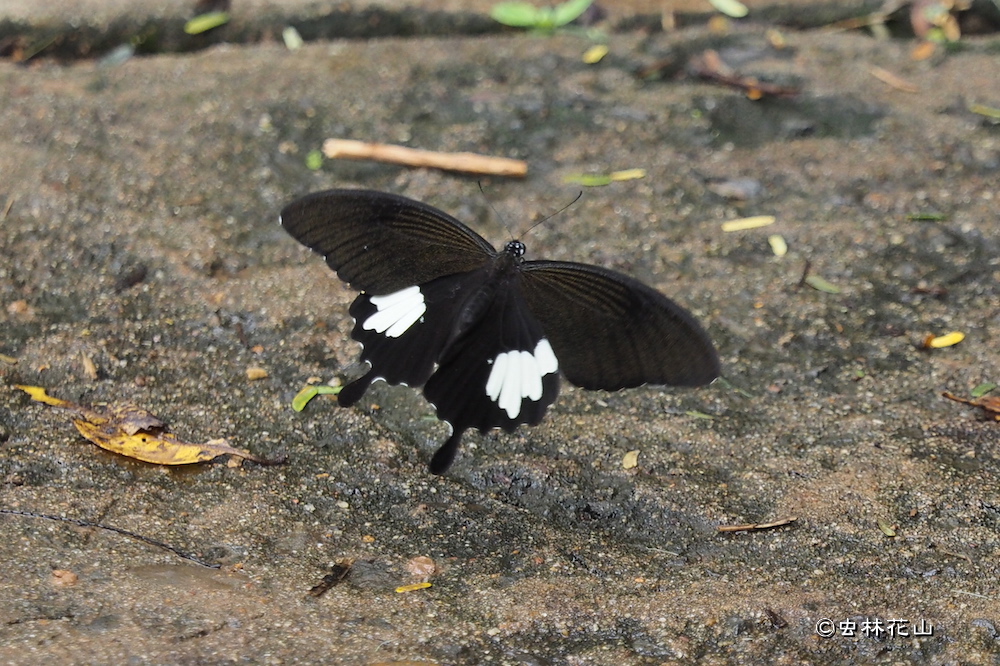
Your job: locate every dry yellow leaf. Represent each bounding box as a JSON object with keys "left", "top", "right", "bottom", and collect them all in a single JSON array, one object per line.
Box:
[
  {"left": 721, "top": 215, "right": 775, "bottom": 232},
  {"left": 622, "top": 449, "right": 640, "bottom": 469},
  {"left": 15, "top": 385, "right": 71, "bottom": 407},
  {"left": 16, "top": 385, "right": 280, "bottom": 466},
  {"left": 80, "top": 351, "right": 98, "bottom": 380},
  {"left": 911, "top": 41, "right": 937, "bottom": 61},
  {"left": 768, "top": 234, "right": 788, "bottom": 257},
  {"left": 395, "top": 582, "right": 432, "bottom": 593},
  {"left": 766, "top": 28, "right": 786, "bottom": 49},
  {"left": 609, "top": 168, "right": 646, "bottom": 182},
  {"left": 927, "top": 331, "right": 965, "bottom": 348},
  {"left": 582, "top": 44, "right": 608, "bottom": 64},
  {"left": 73, "top": 419, "right": 254, "bottom": 465}
]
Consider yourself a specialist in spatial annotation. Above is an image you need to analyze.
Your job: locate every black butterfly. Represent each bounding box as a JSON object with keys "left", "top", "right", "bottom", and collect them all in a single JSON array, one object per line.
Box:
[{"left": 280, "top": 189, "right": 720, "bottom": 474}]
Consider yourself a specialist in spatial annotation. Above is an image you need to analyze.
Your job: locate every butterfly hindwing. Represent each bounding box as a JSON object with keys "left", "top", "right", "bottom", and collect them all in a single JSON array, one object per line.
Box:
[
  {"left": 423, "top": 279, "right": 560, "bottom": 461},
  {"left": 518, "top": 261, "right": 720, "bottom": 390},
  {"left": 280, "top": 189, "right": 496, "bottom": 293}
]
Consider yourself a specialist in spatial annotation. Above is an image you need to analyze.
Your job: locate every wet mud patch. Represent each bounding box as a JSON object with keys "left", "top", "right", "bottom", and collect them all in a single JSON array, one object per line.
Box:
[{"left": 699, "top": 94, "right": 886, "bottom": 147}]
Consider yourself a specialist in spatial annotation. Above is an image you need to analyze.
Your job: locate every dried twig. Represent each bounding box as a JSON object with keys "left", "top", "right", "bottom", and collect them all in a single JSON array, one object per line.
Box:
[
  {"left": 718, "top": 516, "right": 797, "bottom": 532},
  {"left": 1, "top": 508, "right": 220, "bottom": 568},
  {"left": 868, "top": 66, "right": 919, "bottom": 93},
  {"left": 322, "top": 139, "right": 528, "bottom": 178}
]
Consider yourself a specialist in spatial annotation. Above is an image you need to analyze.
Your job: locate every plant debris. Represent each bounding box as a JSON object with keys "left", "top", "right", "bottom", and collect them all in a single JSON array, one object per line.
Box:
[
  {"left": 292, "top": 384, "right": 343, "bottom": 412},
  {"left": 322, "top": 139, "right": 527, "bottom": 178},
  {"left": 688, "top": 50, "right": 800, "bottom": 99},
  {"left": 0, "top": 508, "right": 220, "bottom": 567},
  {"left": 718, "top": 517, "right": 797, "bottom": 532},
  {"left": 308, "top": 558, "right": 355, "bottom": 597},
  {"left": 721, "top": 215, "right": 775, "bottom": 232},
  {"left": 563, "top": 168, "right": 645, "bottom": 187},
  {"left": 395, "top": 582, "right": 432, "bottom": 593},
  {"left": 942, "top": 391, "right": 1000, "bottom": 420},
  {"left": 924, "top": 331, "right": 965, "bottom": 349},
  {"left": 15, "top": 385, "right": 284, "bottom": 466}
]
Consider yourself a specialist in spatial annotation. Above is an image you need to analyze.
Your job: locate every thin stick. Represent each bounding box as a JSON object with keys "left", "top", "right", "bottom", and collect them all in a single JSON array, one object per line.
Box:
[
  {"left": 322, "top": 139, "right": 528, "bottom": 178},
  {"left": 2, "top": 508, "right": 221, "bottom": 568},
  {"left": 718, "top": 516, "right": 797, "bottom": 532},
  {"left": 868, "top": 66, "right": 919, "bottom": 93}
]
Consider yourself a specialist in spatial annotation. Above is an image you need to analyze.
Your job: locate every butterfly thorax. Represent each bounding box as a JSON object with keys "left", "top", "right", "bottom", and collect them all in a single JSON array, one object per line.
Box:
[{"left": 447, "top": 243, "right": 524, "bottom": 345}]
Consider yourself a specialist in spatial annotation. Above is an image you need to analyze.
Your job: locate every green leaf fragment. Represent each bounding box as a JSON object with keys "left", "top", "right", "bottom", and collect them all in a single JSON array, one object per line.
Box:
[
  {"left": 715, "top": 376, "right": 755, "bottom": 398},
  {"left": 971, "top": 382, "right": 997, "bottom": 398},
  {"left": 305, "top": 150, "right": 324, "bottom": 171},
  {"left": 490, "top": 0, "right": 593, "bottom": 29},
  {"left": 563, "top": 174, "right": 613, "bottom": 187},
  {"left": 685, "top": 410, "right": 716, "bottom": 420},
  {"left": 969, "top": 103, "right": 1000, "bottom": 120},
  {"left": 805, "top": 275, "right": 841, "bottom": 294},
  {"left": 491, "top": 2, "right": 542, "bottom": 27},
  {"left": 184, "top": 11, "right": 230, "bottom": 35},
  {"left": 283, "top": 26, "right": 304, "bottom": 50},
  {"left": 551, "top": 0, "right": 594, "bottom": 26},
  {"left": 292, "top": 385, "right": 342, "bottom": 412},
  {"left": 877, "top": 519, "right": 896, "bottom": 537},
  {"left": 563, "top": 169, "right": 644, "bottom": 187},
  {"left": 610, "top": 168, "right": 645, "bottom": 181},
  {"left": 709, "top": 0, "right": 749, "bottom": 18}
]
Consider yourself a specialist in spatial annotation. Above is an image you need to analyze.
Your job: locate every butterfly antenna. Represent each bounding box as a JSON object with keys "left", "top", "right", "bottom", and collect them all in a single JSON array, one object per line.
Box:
[
  {"left": 522, "top": 190, "right": 583, "bottom": 238},
  {"left": 478, "top": 181, "right": 516, "bottom": 242}
]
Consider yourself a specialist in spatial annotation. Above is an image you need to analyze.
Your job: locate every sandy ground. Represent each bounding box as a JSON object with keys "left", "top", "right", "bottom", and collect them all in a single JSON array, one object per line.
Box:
[{"left": 1, "top": 2, "right": 999, "bottom": 664}]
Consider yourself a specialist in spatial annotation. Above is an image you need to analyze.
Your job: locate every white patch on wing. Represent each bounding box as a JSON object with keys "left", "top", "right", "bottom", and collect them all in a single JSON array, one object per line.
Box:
[
  {"left": 363, "top": 286, "right": 426, "bottom": 338},
  {"left": 485, "top": 338, "right": 560, "bottom": 418}
]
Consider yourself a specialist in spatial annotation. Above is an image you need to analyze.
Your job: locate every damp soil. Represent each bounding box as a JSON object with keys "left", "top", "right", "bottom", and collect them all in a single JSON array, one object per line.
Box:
[{"left": 1, "top": 2, "right": 1000, "bottom": 664}]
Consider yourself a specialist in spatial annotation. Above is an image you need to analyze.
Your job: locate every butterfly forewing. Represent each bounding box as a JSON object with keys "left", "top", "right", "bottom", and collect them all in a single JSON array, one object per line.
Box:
[
  {"left": 280, "top": 189, "right": 497, "bottom": 293},
  {"left": 518, "top": 261, "right": 720, "bottom": 390},
  {"left": 337, "top": 269, "right": 490, "bottom": 406}
]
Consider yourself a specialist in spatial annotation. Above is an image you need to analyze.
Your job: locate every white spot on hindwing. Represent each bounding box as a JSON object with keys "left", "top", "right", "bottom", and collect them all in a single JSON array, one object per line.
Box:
[
  {"left": 363, "top": 286, "right": 426, "bottom": 338},
  {"left": 485, "top": 339, "right": 559, "bottom": 419}
]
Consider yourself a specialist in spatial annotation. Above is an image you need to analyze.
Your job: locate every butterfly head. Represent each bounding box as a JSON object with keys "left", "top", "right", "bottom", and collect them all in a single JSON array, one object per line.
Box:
[{"left": 504, "top": 240, "right": 526, "bottom": 260}]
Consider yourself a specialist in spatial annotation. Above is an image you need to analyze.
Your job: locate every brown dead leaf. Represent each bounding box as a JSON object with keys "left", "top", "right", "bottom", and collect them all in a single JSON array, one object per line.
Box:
[
  {"left": 51, "top": 569, "right": 79, "bottom": 587},
  {"left": 942, "top": 391, "right": 1000, "bottom": 420},
  {"left": 108, "top": 403, "right": 166, "bottom": 435},
  {"left": 80, "top": 351, "right": 98, "bottom": 380},
  {"left": 911, "top": 40, "right": 938, "bottom": 61},
  {"left": 246, "top": 366, "right": 269, "bottom": 380},
  {"left": 308, "top": 558, "right": 354, "bottom": 597},
  {"left": 688, "top": 50, "right": 800, "bottom": 99},
  {"left": 405, "top": 556, "right": 437, "bottom": 579},
  {"left": 15, "top": 385, "right": 284, "bottom": 466},
  {"left": 869, "top": 66, "right": 919, "bottom": 93}
]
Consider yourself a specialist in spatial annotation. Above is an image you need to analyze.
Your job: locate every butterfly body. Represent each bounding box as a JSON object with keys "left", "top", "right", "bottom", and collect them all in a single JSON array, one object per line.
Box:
[{"left": 281, "top": 189, "right": 720, "bottom": 473}]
